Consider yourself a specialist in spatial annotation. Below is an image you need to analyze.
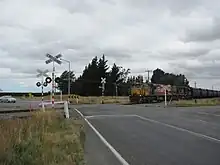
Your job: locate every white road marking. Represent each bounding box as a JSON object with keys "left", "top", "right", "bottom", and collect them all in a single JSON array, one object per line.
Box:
[
  {"left": 197, "top": 119, "right": 208, "bottom": 124},
  {"left": 134, "top": 115, "right": 220, "bottom": 144},
  {"left": 196, "top": 119, "right": 220, "bottom": 127},
  {"left": 197, "top": 112, "right": 220, "bottom": 117},
  {"left": 87, "top": 111, "right": 114, "bottom": 114},
  {"left": 74, "top": 108, "right": 130, "bottom": 165},
  {"left": 86, "top": 114, "right": 137, "bottom": 119}
]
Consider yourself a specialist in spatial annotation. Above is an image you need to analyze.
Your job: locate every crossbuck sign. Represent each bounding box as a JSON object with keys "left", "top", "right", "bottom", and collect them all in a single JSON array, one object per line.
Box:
[
  {"left": 45, "top": 53, "right": 62, "bottom": 65},
  {"left": 36, "top": 69, "right": 49, "bottom": 78},
  {"left": 101, "top": 77, "right": 106, "bottom": 84}
]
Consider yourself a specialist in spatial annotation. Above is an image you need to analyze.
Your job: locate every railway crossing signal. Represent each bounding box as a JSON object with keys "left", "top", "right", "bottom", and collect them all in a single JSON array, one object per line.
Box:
[
  {"left": 45, "top": 77, "right": 52, "bottom": 84},
  {"left": 55, "top": 77, "right": 60, "bottom": 83},
  {"left": 36, "top": 80, "right": 51, "bottom": 87},
  {"left": 36, "top": 82, "right": 41, "bottom": 87},
  {"left": 36, "top": 69, "right": 51, "bottom": 111},
  {"left": 43, "top": 82, "right": 48, "bottom": 87},
  {"left": 100, "top": 77, "right": 106, "bottom": 104},
  {"left": 36, "top": 81, "right": 49, "bottom": 88},
  {"left": 45, "top": 53, "right": 62, "bottom": 108}
]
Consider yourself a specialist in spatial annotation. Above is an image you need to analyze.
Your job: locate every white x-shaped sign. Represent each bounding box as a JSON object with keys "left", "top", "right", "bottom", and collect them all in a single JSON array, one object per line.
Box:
[
  {"left": 101, "top": 77, "right": 106, "bottom": 84},
  {"left": 45, "top": 54, "right": 62, "bottom": 65},
  {"left": 36, "top": 69, "right": 49, "bottom": 78}
]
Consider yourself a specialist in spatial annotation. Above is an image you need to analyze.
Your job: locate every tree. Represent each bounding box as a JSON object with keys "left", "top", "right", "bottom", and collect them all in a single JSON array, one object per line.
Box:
[
  {"left": 57, "top": 70, "right": 75, "bottom": 94},
  {"left": 79, "top": 56, "right": 100, "bottom": 96},
  {"left": 127, "top": 76, "right": 137, "bottom": 85},
  {"left": 151, "top": 68, "right": 189, "bottom": 87},
  {"left": 151, "top": 68, "right": 165, "bottom": 84},
  {"left": 135, "top": 75, "right": 144, "bottom": 84},
  {"left": 68, "top": 54, "right": 131, "bottom": 96},
  {"left": 120, "top": 68, "right": 130, "bottom": 83},
  {"left": 98, "top": 54, "right": 109, "bottom": 79},
  {"left": 106, "top": 63, "right": 130, "bottom": 96}
]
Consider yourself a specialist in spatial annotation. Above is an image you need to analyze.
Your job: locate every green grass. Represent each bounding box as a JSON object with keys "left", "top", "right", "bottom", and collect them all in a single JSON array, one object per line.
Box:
[
  {"left": 173, "top": 98, "right": 220, "bottom": 107},
  {"left": 71, "top": 96, "right": 129, "bottom": 104},
  {"left": 24, "top": 95, "right": 129, "bottom": 105},
  {"left": 0, "top": 110, "right": 85, "bottom": 165}
]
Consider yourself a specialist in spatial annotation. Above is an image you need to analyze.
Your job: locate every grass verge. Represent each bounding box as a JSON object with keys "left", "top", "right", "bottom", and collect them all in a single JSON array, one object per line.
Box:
[
  {"left": 0, "top": 110, "right": 85, "bottom": 165},
  {"left": 71, "top": 96, "right": 129, "bottom": 104},
  {"left": 172, "top": 98, "right": 220, "bottom": 107},
  {"left": 25, "top": 95, "right": 129, "bottom": 105}
]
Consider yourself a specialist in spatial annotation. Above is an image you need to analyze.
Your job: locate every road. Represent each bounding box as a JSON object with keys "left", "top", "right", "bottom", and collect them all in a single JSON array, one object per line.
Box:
[
  {"left": 0, "top": 98, "right": 65, "bottom": 111},
  {"left": 0, "top": 99, "right": 64, "bottom": 120},
  {"left": 0, "top": 98, "right": 42, "bottom": 110},
  {"left": 72, "top": 104, "right": 220, "bottom": 165}
]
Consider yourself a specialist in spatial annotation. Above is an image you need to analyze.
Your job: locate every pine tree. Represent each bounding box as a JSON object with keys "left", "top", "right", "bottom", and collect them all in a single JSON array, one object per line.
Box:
[
  {"left": 57, "top": 70, "right": 75, "bottom": 94},
  {"left": 80, "top": 57, "right": 100, "bottom": 96},
  {"left": 107, "top": 64, "right": 130, "bottom": 96},
  {"left": 59, "top": 54, "right": 130, "bottom": 96},
  {"left": 107, "top": 63, "right": 120, "bottom": 95},
  {"left": 98, "top": 54, "right": 109, "bottom": 80}
]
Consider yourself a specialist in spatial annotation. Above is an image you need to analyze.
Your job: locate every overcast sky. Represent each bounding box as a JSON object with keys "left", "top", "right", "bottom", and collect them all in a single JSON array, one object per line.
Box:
[{"left": 1, "top": 0, "right": 220, "bottom": 92}]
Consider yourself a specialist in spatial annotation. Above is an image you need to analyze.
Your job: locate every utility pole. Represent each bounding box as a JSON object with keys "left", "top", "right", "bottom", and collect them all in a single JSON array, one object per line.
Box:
[
  {"left": 68, "top": 62, "right": 70, "bottom": 100},
  {"left": 116, "top": 84, "right": 118, "bottom": 97},
  {"left": 145, "top": 69, "right": 152, "bottom": 83},
  {"left": 54, "top": 75, "right": 57, "bottom": 95},
  {"left": 164, "top": 87, "right": 167, "bottom": 107},
  {"left": 114, "top": 83, "right": 118, "bottom": 97},
  {"left": 52, "top": 61, "right": 55, "bottom": 106},
  {"left": 60, "top": 58, "right": 71, "bottom": 103},
  {"left": 194, "top": 81, "right": 197, "bottom": 103},
  {"left": 212, "top": 85, "right": 214, "bottom": 90}
]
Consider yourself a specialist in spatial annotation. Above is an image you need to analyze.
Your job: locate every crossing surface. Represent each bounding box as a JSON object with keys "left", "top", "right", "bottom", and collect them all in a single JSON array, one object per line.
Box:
[{"left": 73, "top": 104, "right": 220, "bottom": 165}]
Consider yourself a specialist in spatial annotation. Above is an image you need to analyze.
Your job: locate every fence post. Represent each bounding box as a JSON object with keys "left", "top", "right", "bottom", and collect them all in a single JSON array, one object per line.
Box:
[
  {"left": 165, "top": 89, "right": 167, "bottom": 107},
  {"left": 64, "top": 101, "right": 69, "bottom": 119},
  {"left": 42, "top": 102, "right": 45, "bottom": 112}
]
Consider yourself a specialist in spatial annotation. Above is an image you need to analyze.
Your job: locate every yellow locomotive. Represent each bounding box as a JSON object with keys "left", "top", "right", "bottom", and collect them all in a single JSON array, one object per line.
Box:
[{"left": 129, "top": 83, "right": 188, "bottom": 104}]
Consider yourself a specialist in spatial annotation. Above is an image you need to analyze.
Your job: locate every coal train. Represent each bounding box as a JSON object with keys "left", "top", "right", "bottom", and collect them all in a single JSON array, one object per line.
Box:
[{"left": 129, "top": 83, "right": 220, "bottom": 104}]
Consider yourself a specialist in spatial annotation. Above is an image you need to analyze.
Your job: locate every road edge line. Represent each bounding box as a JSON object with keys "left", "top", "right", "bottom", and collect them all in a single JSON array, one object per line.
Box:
[
  {"left": 86, "top": 114, "right": 137, "bottom": 119},
  {"left": 74, "top": 108, "right": 130, "bottom": 165},
  {"left": 135, "top": 115, "right": 220, "bottom": 144}
]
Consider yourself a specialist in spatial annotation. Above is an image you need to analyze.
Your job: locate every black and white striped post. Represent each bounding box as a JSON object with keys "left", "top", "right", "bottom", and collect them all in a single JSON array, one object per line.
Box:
[
  {"left": 100, "top": 77, "right": 106, "bottom": 104},
  {"left": 36, "top": 69, "right": 50, "bottom": 111},
  {"left": 45, "top": 53, "right": 62, "bottom": 108}
]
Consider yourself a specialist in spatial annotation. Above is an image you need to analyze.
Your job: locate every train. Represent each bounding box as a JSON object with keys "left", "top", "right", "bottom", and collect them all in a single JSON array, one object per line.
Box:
[{"left": 129, "top": 83, "right": 220, "bottom": 104}]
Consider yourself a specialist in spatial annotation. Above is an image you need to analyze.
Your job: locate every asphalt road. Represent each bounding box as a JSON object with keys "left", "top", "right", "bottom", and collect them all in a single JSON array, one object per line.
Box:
[
  {"left": 72, "top": 104, "right": 220, "bottom": 165},
  {"left": 0, "top": 98, "right": 65, "bottom": 112},
  {"left": 0, "top": 99, "right": 64, "bottom": 120},
  {"left": 0, "top": 99, "right": 41, "bottom": 110}
]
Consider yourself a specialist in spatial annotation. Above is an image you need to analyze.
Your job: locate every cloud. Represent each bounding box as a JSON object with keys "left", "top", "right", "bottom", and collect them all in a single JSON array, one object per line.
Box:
[
  {"left": 183, "top": 17, "right": 220, "bottom": 42},
  {"left": 1, "top": 0, "right": 220, "bottom": 91}
]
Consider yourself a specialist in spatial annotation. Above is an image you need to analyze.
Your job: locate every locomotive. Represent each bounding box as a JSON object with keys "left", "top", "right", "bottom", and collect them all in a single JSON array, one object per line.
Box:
[{"left": 129, "top": 82, "right": 220, "bottom": 104}]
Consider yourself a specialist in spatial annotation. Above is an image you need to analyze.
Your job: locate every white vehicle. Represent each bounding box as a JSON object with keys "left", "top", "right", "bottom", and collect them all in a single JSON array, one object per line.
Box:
[{"left": 0, "top": 96, "right": 16, "bottom": 103}]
